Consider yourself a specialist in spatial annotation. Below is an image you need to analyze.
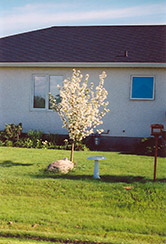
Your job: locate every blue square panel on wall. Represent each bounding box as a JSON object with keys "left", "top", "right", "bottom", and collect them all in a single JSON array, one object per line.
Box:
[{"left": 131, "top": 77, "right": 154, "bottom": 100}]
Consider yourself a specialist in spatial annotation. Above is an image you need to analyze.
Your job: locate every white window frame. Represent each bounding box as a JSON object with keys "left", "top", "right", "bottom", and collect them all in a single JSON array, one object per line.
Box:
[
  {"left": 31, "top": 74, "right": 64, "bottom": 111},
  {"left": 130, "top": 75, "right": 155, "bottom": 101}
]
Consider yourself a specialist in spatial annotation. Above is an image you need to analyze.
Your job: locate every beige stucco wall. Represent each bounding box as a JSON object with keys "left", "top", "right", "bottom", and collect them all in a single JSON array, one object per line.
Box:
[{"left": 0, "top": 67, "right": 166, "bottom": 137}]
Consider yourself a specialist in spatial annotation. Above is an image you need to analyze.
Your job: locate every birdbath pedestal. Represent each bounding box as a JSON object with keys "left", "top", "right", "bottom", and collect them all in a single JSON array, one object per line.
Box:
[{"left": 87, "top": 156, "right": 106, "bottom": 179}]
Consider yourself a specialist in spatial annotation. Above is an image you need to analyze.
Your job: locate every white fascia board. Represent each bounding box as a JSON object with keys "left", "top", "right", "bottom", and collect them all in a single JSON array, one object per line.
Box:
[{"left": 0, "top": 62, "right": 166, "bottom": 68}]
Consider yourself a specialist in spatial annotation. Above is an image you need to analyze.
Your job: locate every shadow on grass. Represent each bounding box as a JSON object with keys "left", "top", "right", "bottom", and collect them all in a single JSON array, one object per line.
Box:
[
  {"left": 32, "top": 170, "right": 166, "bottom": 183},
  {"left": 0, "top": 160, "right": 33, "bottom": 167}
]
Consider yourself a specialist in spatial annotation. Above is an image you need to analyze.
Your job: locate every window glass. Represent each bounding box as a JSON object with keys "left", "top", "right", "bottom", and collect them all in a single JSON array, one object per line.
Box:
[
  {"left": 34, "top": 76, "right": 47, "bottom": 108},
  {"left": 32, "top": 75, "right": 63, "bottom": 110},
  {"left": 50, "top": 76, "right": 63, "bottom": 104},
  {"left": 131, "top": 77, "right": 154, "bottom": 100},
  {"left": 50, "top": 76, "right": 63, "bottom": 95}
]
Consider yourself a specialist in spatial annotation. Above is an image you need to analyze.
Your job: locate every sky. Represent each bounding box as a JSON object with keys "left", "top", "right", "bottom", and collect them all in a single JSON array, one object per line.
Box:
[{"left": 0, "top": 0, "right": 166, "bottom": 38}]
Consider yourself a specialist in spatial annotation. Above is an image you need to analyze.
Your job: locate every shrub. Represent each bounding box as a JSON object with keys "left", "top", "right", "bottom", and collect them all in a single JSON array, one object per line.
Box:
[
  {"left": 24, "top": 138, "right": 34, "bottom": 148},
  {"left": 27, "top": 130, "right": 43, "bottom": 140},
  {"left": 0, "top": 124, "right": 89, "bottom": 151},
  {"left": 4, "top": 123, "right": 22, "bottom": 141},
  {"left": 5, "top": 140, "right": 13, "bottom": 147},
  {"left": 0, "top": 131, "right": 5, "bottom": 142},
  {"left": 75, "top": 141, "right": 89, "bottom": 151},
  {"left": 0, "top": 140, "right": 5, "bottom": 146},
  {"left": 14, "top": 138, "right": 26, "bottom": 148},
  {"left": 27, "top": 130, "right": 43, "bottom": 148}
]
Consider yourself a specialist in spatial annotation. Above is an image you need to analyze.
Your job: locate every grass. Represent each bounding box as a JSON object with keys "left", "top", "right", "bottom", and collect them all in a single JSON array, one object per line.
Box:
[
  {"left": 0, "top": 237, "right": 61, "bottom": 244},
  {"left": 0, "top": 147, "right": 165, "bottom": 244}
]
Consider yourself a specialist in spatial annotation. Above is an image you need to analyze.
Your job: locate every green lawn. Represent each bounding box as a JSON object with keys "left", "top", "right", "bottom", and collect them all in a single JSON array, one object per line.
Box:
[
  {"left": 0, "top": 147, "right": 166, "bottom": 244},
  {"left": 0, "top": 237, "right": 60, "bottom": 244}
]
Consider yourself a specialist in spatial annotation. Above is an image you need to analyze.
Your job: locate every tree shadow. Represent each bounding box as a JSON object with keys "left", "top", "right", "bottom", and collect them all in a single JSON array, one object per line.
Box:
[
  {"left": 0, "top": 160, "right": 33, "bottom": 167},
  {"left": 31, "top": 170, "right": 166, "bottom": 183}
]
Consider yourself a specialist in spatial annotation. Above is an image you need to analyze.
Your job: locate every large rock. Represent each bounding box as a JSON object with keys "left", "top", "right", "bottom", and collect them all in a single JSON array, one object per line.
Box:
[{"left": 48, "top": 158, "right": 74, "bottom": 174}]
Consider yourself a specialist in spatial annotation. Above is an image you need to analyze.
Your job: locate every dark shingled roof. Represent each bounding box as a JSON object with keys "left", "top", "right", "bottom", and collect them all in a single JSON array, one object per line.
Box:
[{"left": 0, "top": 25, "right": 166, "bottom": 63}]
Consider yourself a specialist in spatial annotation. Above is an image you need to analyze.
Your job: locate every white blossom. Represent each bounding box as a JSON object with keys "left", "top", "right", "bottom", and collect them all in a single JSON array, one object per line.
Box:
[{"left": 50, "top": 69, "right": 109, "bottom": 142}]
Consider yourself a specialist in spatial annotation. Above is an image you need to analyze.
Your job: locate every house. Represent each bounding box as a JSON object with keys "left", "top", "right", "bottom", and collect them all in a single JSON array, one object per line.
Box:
[{"left": 0, "top": 25, "right": 166, "bottom": 150}]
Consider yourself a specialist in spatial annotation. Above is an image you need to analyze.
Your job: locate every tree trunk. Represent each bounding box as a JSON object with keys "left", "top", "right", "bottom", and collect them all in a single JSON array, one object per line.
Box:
[{"left": 70, "top": 141, "right": 75, "bottom": 162}]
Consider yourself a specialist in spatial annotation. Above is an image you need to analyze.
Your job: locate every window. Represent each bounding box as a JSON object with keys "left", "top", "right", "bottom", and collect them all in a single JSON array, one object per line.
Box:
[
  {"left": 32, "top": 75, "right": 63, "bottom": 110},
  {"left": 130, "top": 76, "right": 155, "bottom": 100}
]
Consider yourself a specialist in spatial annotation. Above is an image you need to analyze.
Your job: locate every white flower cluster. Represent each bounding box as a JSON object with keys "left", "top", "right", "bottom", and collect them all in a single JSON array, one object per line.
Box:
[{"left": 50, "top": 69, "right": 109, "bottom": 142}]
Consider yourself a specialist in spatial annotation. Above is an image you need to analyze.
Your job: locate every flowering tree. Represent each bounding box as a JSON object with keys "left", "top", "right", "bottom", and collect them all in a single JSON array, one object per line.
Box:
[{"left": 50, "top": 69, "right": 109, "bottom": 162}]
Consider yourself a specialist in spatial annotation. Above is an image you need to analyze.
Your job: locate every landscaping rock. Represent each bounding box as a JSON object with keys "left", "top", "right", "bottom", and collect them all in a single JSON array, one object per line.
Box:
[{"left": 48, "top": 158, "right": 74, "bottom": 174}]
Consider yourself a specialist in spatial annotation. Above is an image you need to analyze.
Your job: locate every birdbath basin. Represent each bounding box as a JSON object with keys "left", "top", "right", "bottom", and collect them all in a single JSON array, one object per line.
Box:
[{"left": 87, "top": 156, "right": 106, "bottom": 179}]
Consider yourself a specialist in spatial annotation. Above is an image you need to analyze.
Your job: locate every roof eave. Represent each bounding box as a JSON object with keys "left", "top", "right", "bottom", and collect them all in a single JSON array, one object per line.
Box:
[{"left": 0, "top": 62, "right": 166, "bottom": 68}]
